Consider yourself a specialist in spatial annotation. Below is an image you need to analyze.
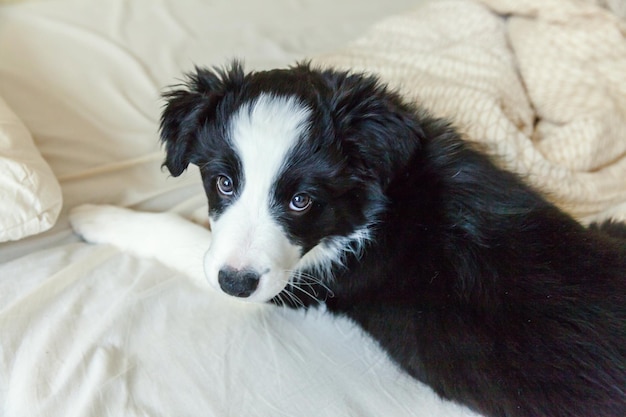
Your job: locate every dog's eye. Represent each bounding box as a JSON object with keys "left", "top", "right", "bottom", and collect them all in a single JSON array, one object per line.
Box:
[
  {"left": 216, "top": 175, "right": 234, "bottom": 196},
  {"left": 289, "top": 193, "right": 313, "bottom": 213}
]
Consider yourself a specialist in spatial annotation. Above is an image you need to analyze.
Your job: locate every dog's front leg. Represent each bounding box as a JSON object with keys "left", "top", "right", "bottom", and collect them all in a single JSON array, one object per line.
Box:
[{"left": 69, "top": 205, "right": 210, "bottom": 285}]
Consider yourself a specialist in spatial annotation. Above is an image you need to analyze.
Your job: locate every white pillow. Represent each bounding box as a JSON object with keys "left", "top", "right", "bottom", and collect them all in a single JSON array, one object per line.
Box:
[{"left": 0, "top": 96, "right": 62, "bottom": 242}]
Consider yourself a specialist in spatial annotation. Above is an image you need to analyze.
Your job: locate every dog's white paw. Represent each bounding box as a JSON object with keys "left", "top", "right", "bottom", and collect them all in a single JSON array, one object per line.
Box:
[
  {"left": 69, "top": 204, "right": 212, "bottom": 284},
  {"left": 69, "top": 204, "right": 135, "bottom": 247},
  {"left": 69, "top": 204, "right": 185, "bottom": 254}
]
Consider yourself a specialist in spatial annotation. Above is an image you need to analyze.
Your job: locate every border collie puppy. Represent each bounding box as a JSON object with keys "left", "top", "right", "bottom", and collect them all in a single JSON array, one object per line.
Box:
[{"left": 75, "top": 62, "right": 626, "bottom": 417}]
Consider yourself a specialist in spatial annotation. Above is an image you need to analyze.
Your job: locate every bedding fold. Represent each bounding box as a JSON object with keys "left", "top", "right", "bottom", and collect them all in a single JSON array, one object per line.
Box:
[{"left": 313, "top": 0, "right": 626, "bottom": 223}]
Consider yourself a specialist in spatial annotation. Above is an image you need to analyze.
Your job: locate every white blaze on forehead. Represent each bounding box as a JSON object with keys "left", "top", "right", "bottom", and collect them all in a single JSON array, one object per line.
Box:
[
  {"left": 230, "top": 93, "right": 312, "bottom": 189},
  {"left": 203, "top": 94, "right": 313, "bottom": 302}
]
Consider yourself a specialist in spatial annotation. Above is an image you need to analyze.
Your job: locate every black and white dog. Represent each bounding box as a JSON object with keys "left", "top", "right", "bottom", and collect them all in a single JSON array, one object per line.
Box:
[{"left": 71, "top": 62, "right": 626, "bottom": 417}]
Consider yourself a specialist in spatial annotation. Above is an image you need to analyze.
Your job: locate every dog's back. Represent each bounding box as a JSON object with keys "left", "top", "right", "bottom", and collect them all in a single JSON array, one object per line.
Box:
[{"left": 322, "top": 126, "right": 626, "bottom": 417}]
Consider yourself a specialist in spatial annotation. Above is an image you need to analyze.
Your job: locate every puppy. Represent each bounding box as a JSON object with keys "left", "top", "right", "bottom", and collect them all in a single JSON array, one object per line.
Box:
[{"left": 73, "top": 62, "right": 626, "bottom": 417}]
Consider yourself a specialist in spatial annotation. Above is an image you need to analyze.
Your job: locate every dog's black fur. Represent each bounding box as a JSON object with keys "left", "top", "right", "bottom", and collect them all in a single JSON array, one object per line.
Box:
[{"left": 160, "top": 62, "right": 626, "bottom": 417}]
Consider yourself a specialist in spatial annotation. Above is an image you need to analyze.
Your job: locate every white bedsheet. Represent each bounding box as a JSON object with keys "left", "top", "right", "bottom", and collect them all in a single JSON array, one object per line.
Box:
[
  {"left": 0, "top": 244, "right": 475, "bottom": 417},
  {"left": 0, "top": 0, "right": 481, "bottom": 416}
]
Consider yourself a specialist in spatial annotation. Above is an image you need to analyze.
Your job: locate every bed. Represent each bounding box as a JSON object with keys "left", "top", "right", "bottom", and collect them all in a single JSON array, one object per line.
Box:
[{"left": 1, "top": 0, "right": 625, "bottom": 416}]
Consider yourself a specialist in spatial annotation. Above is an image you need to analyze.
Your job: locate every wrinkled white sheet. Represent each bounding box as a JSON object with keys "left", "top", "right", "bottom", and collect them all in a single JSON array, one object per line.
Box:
[
  {"left": 0, "top": 244, "right": 475, "bottom": 417},
  {"left": 0, "top": 0, "right": 482, "bottom": 416}
]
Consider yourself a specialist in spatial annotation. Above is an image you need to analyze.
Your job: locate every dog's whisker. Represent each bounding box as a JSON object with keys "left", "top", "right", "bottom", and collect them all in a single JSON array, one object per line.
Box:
[
  {"left": 281, "top": 287, "right": 305, "bottom": 308},
  {"left": 287, "top": 269, "right": 335, "bottom": 297},
  {"left": 290, "top": 282, "right": 320, "bottom": 301},
  {"left": 292, "top": 272, "right": 330, "bottom": 298}
]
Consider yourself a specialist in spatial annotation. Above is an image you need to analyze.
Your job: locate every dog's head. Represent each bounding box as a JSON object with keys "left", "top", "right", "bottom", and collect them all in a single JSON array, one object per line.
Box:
[{"left": 160, "top": 62, "right": 423, "bottom": 303}]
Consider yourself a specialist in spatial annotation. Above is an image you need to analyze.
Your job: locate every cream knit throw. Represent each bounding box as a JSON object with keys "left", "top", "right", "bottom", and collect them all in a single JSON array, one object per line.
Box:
[{"left": 312, "top": 0, "right": 626, "bottom": 224}]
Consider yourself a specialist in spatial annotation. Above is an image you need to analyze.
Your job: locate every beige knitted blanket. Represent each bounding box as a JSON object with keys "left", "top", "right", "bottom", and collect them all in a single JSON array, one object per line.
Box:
[{"left": 313, "top": 0, "right": 626, "bottom": 224}]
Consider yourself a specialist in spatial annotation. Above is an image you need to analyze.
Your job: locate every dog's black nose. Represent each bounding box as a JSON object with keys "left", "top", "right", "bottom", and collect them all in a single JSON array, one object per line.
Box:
[{"left": 217, "top": 267, "right": 260, "bottom": 298}]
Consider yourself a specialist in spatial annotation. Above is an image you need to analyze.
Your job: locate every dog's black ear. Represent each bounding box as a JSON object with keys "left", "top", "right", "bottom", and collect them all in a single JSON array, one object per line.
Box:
[
  {"left": 320, "top": 68, "right": 424, "bottom": 187},
  {"left": 160, "top": 61, "right": 245, "bottom": 176}
]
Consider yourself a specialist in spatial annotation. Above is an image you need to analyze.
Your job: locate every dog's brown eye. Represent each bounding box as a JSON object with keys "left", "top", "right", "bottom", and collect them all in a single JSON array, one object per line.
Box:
[
  {"left": 216, "top": 175, "right": 234, "bottom": 196},
  {"left": 289, "top": 193, "right": 312, "bottom": 212}
]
